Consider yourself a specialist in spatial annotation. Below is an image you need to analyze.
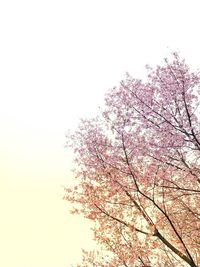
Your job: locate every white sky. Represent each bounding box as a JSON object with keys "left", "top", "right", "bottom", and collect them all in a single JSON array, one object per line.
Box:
[{"left": 0, "top": 0, "right": 200, "bottom": 266}]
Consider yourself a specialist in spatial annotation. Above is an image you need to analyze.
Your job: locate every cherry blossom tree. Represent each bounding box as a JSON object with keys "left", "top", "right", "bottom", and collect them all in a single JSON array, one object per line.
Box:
[{"left": 65, "top": 53, "right": 200, "bottom": 267}]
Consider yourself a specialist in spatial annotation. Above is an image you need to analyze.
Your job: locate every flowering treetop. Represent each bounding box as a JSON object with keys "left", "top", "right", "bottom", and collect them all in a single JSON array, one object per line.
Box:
[{"left": 65, "top": 53, "right": 200, "bottom": 267}]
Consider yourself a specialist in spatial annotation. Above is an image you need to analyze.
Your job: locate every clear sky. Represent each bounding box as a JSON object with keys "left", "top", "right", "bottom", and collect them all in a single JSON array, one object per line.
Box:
[{"left": 0, "top": 0, "right": 200, "bottom": 266}]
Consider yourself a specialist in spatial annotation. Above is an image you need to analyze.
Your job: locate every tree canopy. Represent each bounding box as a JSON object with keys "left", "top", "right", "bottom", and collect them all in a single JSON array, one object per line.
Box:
[{"left": 65, "top": 53, "right": 200, "bottom": 267}]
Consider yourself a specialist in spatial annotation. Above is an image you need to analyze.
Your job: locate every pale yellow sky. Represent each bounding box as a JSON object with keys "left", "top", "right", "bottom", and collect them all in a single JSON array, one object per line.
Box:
[{"left": 1, "top": 0, "right": 200, "bottom": 266}]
